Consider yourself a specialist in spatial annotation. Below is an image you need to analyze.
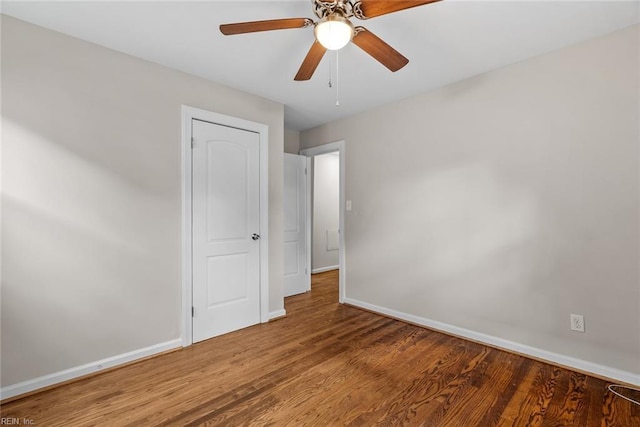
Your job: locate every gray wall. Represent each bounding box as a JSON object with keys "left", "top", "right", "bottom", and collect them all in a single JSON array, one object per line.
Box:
[
  {"left": 284, "top": 128, "right": 300, "bottom": 154},
  {"left": 312, "top": 153, "right": 340, "bottom": 271},
  {"left": 301, "top": 25, "right": 640, "bottom": 374},
  {"left": 1, "top": 16, "right": 285, "bottom": 387}
]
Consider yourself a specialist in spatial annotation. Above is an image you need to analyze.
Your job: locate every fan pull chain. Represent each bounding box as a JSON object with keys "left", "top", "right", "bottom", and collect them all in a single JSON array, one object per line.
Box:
[
  {"left": 335, "top": 50, "right": 340, "bottom": 107},
  {"left": 328, "top": 50, "right": 333, "bottom": 88}
]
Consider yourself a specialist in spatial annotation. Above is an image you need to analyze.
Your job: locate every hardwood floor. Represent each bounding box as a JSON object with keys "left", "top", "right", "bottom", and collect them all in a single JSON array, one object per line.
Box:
[{"left": 2, "top": 270, "right": 638, "bottom": 426}]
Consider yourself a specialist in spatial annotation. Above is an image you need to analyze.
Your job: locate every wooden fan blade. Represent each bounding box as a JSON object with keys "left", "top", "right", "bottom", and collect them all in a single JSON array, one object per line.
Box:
[
  {"left": 352, "top": 27, "right": 408, "bottom": 72},
  {"left": 220, "top": 18, "right": 312, "bottom": 35},
  {"left": 294, "top": 41, "right": 327, "bottom": 81},
  {"left": 356, "top": 0, "right": 441, "bottom": 19}
]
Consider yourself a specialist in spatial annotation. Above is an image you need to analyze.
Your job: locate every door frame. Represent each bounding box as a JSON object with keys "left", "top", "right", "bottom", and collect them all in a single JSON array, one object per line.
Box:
[
  {"left": 181, "top": 105, "right": 269, "bottom": 347},
  {"left": 300, "top": 140, "right": 346, "bottom": 303}
]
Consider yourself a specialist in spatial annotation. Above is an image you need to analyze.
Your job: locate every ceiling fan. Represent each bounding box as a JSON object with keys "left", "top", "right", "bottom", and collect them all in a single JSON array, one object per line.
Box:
[{"left": 220, "top": 0, "right": 441, "bottom": 81}]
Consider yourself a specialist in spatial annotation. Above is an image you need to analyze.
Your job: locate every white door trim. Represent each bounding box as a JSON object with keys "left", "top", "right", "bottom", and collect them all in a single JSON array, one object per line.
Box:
[
  {"left": 300, "top": 141, "right": 346, "bottom": 303},
  {"left": 181, "top": 105, "right": 269, "bottom": 347}
]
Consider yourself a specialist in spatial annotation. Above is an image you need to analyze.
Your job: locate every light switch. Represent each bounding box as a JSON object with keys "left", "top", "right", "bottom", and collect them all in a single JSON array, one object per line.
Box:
[{"left": 346, "top": 200, "right": 352, "bottom": 211}]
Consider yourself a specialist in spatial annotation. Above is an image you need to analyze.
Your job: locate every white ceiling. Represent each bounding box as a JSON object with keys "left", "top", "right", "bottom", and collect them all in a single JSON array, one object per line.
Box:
[{"left": 2, "top": 1, "right": 638, "bottom": 131}]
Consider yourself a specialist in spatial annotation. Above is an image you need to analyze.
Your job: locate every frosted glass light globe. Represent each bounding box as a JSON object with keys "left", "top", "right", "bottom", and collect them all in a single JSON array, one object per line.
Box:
[{"left": 314, "top": 15, "right": 354, "bottom": 50}]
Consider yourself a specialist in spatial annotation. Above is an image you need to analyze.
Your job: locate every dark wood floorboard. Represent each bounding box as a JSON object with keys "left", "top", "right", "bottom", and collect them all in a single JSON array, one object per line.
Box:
[{"left": 1, "top": 270, "right": 638, "bottom": 426}]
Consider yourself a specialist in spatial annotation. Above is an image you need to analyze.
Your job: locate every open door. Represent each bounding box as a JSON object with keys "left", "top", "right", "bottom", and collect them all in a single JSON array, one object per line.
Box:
[{"left": 283, "top": 153, "right": 309, "bottom": 296}]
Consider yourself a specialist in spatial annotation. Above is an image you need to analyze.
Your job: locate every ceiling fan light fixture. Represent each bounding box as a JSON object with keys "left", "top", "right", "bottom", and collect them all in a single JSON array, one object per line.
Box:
[{"left": 314, "top": 14, "right": 354, "bottom": 50}]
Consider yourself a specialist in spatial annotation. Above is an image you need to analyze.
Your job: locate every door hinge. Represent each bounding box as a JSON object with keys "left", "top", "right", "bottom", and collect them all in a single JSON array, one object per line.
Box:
[
  {"left": 304, "top": 168, "right": 307, "bottom": 175},
  {"left": 191, "top": 138, "right": 195, "bottom": 149},
  {"left": 191, "top": 307, "right": 195, "bottom": 317}
]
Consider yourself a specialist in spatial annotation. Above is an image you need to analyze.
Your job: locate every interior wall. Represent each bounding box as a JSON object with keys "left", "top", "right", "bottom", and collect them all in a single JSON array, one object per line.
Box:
[
  {"left": 284, "top": 128, "right": 300, "bottom": 154},
  {"left": 312, "top": 153, "right": 340, "bottom": 272},
  {"left": 301, "top": 25, "right": 640, "bottom": 375},
  {"left": 1, "top": 15, "right": 285, "bottom": 388}
]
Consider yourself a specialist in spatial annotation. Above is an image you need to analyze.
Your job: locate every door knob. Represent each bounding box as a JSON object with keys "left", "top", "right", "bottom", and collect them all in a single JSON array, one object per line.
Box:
[{"left": 252, "top": 233, "right": 261, "bottom": 241}]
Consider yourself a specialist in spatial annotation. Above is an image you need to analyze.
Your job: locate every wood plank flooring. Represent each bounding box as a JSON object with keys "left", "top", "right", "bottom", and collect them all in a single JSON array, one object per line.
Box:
[{"left": 2, "top": 270, "right": 639, "bottom": 426}]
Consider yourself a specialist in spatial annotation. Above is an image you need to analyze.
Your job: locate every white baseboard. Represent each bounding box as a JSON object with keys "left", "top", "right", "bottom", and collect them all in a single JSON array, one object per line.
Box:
[
  {"left": 269, "top": 309, "right": 287, "bottom": 320},
  {"left": 343, "top": 297, "right": 640, "bottom": 386},
  {"left": 0, "top": 339, "right": 182, "bottom": 401},
  {"left": 312, "top": 265, "right": 339, "bottom": 274}
]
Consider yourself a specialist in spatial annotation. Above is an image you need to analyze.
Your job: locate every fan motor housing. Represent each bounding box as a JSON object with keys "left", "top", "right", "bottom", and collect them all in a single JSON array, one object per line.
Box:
[{"left": 313, "top": 0, "right": 364, "bottom": 20}]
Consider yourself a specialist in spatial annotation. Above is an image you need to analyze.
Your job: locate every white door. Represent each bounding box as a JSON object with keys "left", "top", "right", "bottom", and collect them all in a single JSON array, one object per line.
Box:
[
  {"left": 192, "top": 119, "right": 261, "bottom": 342},
  {"left": 283, "top": 153, "right": 308, "bottom": 296}
]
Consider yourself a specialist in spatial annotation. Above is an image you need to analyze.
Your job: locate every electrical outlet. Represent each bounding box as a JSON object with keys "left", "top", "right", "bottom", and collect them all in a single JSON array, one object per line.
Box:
[{"left": 570, "top": 314, "right": 585, "bottom": 332}]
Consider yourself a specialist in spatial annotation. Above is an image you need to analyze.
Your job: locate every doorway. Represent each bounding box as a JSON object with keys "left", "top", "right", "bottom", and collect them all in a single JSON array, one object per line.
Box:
[
  {"left": 300, "top": 141, "right": 346, "bottom": 303},
  {"left": 312, "top": 152, "right": 340, "bottom": 274}
]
